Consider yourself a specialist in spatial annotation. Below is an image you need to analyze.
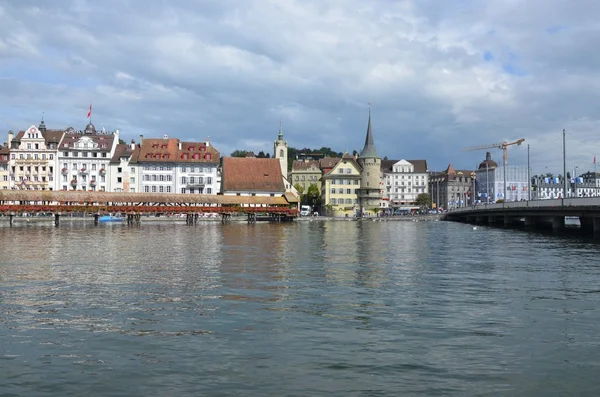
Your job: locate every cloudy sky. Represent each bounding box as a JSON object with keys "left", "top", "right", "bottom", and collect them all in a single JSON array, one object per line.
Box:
[{"left": 1, "top": 0, "right": 599, "bottom": 174}]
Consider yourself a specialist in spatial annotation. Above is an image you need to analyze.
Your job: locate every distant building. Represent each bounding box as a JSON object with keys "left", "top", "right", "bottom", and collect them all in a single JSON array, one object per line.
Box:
[
  {"left": 9, "top": 121, "right": 62, "bottom": 190},
  {"left": 574, "top": 172, "right": 600, "bottom": 197},
  {"left": 475, "top": 152, "right": 528, "bottom": 202},
  {"left": 221, "top": 157, "right": 286, "bottom": 197},
  {"left": 290, "top": 159, "right": 321, "bottom": 193},
  {"left": 381, "top": 159, "right": 428, "bottom": 208},
  {"left": 57, "top": 122, "right": 119, "bottom": 191},
  {"left": 531, "top": 176, "right": 566, "bottom": 199},
  {"left": 109, "top": 141, "right": 139, "bottom": 192},
  {"left": 320, "top": 153, "right": 361, "bottom": 217},
  {"left": 429, "top": 164, "right": 476, "bottom": 209},
  {"left": 0, "top": 144, "right": 9, "bottom": 190},
  {"left": 134, "top": 135, "right": 220, "bottom": 195}
]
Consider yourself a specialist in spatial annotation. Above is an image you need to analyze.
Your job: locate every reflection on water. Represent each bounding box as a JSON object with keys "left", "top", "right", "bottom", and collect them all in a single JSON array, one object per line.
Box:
[{"left": 1, "top": 220, "right": 600, "bottom": 396}]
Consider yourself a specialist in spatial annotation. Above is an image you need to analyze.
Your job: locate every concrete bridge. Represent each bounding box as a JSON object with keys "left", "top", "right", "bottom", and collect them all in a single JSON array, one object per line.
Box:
[{"left": 443, "top": 198, "right": 600, "bottom": 236}]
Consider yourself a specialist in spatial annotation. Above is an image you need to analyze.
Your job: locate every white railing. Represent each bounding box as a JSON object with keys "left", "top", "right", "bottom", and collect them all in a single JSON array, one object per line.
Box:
[{"left": 449, "top": 197, "right": 600, "bottom": 213}]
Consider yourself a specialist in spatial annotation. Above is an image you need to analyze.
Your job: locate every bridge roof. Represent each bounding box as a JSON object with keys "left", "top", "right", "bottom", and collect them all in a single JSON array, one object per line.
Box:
[{"left": 0, "top": 190, "right": 290, "bottom": 206}]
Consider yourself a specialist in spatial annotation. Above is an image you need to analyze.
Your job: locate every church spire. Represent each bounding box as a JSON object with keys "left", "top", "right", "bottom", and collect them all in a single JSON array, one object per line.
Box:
[
  {"left": 359, "top": 104, "right": 379, "bottom": 158},
  {"left": 278, "top": 120, "right": 283, "bottom": 140}
]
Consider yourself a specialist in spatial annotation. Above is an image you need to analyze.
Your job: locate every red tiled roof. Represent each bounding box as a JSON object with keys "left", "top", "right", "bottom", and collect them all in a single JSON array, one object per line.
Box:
[
  {"left": 291, "top": 159, "right": 320, "bottom": 171},
  {"left": 178, "top": 141, "right": 220, "bottom": 163},
  {"left": 0, "top": 145, "right": 9, "bottom": 163},
  {"left": 222, "top": 157, "right": 285, "bottom": 193},
  {"left": 137, "top": 138, "right": 179, "bottom": 162},
  {"left": 110, "top": 143, "right": 135, "bottom": 163}
]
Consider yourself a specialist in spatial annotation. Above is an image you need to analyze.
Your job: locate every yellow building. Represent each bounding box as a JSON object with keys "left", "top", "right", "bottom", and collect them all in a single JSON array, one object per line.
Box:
[
  {"left": 321, "top": 153, "right": 362, "bottom": 217},
  {"left": 290, "top": 159, "right": 321, "bottom": 193},
  {"left": 0, "top": 144, "right": 9, "bottom": 190}
]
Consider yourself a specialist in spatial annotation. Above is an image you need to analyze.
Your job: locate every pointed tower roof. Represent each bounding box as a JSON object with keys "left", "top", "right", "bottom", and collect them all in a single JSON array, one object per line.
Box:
[
  {"left": 359, "top": 106, "right": 379, "bottom": 158},
  {"left": 278, "top": 121, "right": 283, "bottom": 140},
  {"left": 446, "top": 164, "right": 456, "bottom": 174}
]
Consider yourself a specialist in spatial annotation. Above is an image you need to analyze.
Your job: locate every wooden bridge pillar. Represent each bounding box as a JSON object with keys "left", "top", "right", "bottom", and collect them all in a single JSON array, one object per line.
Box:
[
  {"left": 94, "top": 214, "right": 99, "bottom": 226},
  {"left": 9, "top": 212, "right": 14, "bottom": 227},
  {"left": 54, "top": 213, "right": 60, "bottom": 227}
]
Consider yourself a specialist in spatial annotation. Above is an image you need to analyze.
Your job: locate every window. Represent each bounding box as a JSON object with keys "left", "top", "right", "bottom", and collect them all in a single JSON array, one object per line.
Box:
[
  {"left": 331, "top": 198, "right": 337, "bottom": 204},
  {"left": 27, "top": 143, "right": 31, "bottom": 149},
  {"left": 117, "top": 177, "right": 122, "bottom": 183},
  {"left": 144, "top": 186, "right": 149, "bottom": 192},
  {"left": 152, "top": 186, "right": 157, "bottom": 193},
  {"left": 131, "top": 167, "right": 135, "bottom": 173},
  {"left": 83, "top": 152, "right": 88, "bottom": 157},
  {"left": 63, "top": 151, "right": 69, "bottom": 156},
  {"left": 159, "top": 186, "right": 164, "bottom": 193},
  {"left": 166, "top": 186, "right": 171, "bottom": 193},
  {"left": 346, "top": 189, "right": 351, "bottom": 194},
  {"left": 331, "top": 179, "right": 336, "bottom": 185},
  {"left": 181, "top": 188, "right": 186, "bottom": 194},
  {"left": 207, "top": 188, "right": 212, "bottom": 194},
  {"left": 102, "top": 153, "right": 107, "bottom": 158},
  {"left": 207, "top": 177, "right": 212, "bottom": 184},
  {"left": 130, "top": 177, "right": 135, "bottom": 183},
  {"left": 181, "top": 177, "right": 187, "bottom": 184},
  {"left": 92, "top": 164, "right": 96, "bottom": 170},
  {"left": 181, "top": 166, "right": 186, "bottom": 172},
  {"left": 73, "top": 152, "right": 78, "bottom": 157},
  {"left": 117, "top": 167, "right": 122, "bottom": 173}
]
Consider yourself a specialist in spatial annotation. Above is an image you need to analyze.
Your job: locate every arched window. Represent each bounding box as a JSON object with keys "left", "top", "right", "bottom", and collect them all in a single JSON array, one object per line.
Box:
[{"left": 280, "top": 149, "right": 284, "bottom": 157}]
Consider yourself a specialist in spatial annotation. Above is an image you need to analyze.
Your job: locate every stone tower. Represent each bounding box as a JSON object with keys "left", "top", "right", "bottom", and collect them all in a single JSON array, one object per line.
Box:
[
  {"left": 357, "top": 107, "right": 382, "bottom": 216},
  {"left": 273, "top": 122, "right": 288, "bottom": 178}
]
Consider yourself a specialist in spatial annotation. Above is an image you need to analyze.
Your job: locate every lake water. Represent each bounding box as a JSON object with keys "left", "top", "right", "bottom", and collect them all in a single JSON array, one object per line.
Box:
[{"left": 1, "top": 220, "right": 600, "bottom": 396}]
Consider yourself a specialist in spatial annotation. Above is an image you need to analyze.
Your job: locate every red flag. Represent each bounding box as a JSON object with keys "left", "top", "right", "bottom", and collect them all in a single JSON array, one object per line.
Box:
[{"left": 87, "top": 104, "right": 92, "bottom": 118}]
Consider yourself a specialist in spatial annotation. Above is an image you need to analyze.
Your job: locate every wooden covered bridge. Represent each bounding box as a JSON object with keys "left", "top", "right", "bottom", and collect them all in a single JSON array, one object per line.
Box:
[{"left": 0, "top": 190, "right": 299, "bottom": 225}]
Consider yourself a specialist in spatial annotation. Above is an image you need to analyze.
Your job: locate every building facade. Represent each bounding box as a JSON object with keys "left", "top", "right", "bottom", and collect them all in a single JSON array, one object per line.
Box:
[
  {"left": 381, "top": 159, "right": 428, "bottom": 208},
  {"left": 134, "top": 136, "right": 220, "bottom": 195},
  {"left": 476, "top": 165, "right": 528, "bottom": 202},
  {"left": 356, "top": 110, "right": 382, "bottom": 216},
  {"left": 109, "top": 142, "right": 138, "bottom": 192},
  {"left": 57, "top": 123, "right": 118, "bottom": 191},
  {"left": 320, "top": 154, "right": 361, "bottom": 217},
  {"left": 290, "top": 159, "right": 321, "bottom": 194},
  {"left": 8, "top": 122, "right": 62, "bottom": 190},
  {"left": 429, "top": 164, "right": 476, "bottom": 209},
  {"left": 0, "top": 144, "right": 9, "bottom": 190}
]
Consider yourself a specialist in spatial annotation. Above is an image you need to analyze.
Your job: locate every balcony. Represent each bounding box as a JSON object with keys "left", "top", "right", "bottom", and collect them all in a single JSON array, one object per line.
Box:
[
  {"left": 70, "top": 179, "right": 78, "bottom": 186},
  {"left": 99, "top": 168, "right": 106, "bottom": 175},
  {"left": 79, "top": 168, "right": 88, "bottom": 175},
  {"left": 90, "top": 180, "right": 96, "bottom": 186},
  {"left": 61, "top": 168, "right": 68, "bottom": 175}
]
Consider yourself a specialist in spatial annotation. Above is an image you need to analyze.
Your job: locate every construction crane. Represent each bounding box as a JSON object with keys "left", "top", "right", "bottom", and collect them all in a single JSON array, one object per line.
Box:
[{"left": 462, "top": 138, "right": 525, "bottom": 203}]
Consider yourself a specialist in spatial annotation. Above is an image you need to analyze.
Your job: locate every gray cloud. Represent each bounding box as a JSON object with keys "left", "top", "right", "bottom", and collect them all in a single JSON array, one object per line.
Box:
[{"left": 1, "top": 0, "right": 599, "bottom": 174}]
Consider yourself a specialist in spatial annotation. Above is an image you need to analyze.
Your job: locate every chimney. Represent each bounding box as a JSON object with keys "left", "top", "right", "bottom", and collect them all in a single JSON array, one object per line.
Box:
[
  {"left": 130, "top": 139, "right": 135, "bottom": 150},
  {"left": 206, "top": 137, "right": 210, "bottom": 147},
  {"left": 178, "top": 141, "right": 182, "bottom": 150},
  {"left": 8, "top": 130, "right": 13, "bottom": 145},
  {"left": 139, "top": 134, "right": 143, "bottom": 145}
]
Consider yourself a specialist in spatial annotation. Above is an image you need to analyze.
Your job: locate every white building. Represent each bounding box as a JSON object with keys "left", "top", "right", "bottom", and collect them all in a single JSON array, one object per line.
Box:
[
  {"left": 109, "top": 141, "right": 139, "bottom": 192},
  {"left": 381, "top": 159, "right": 429, "bottom": 208},
  {"left": 8, "top": 121, "right": 62, "bottom": 190},
  {"left": 135, "top": 136, "right": 220, "bottom": 194},
  {"left": 56, "top": 123, "right": 118, "bottom": 191},
  {"left": 476, "top": 165, "right": 529, "bottom": 202}
]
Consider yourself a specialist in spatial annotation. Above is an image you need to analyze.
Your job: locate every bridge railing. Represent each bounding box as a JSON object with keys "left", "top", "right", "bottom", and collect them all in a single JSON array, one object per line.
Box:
[{"left": 448, "top": 197, "right": 600, "bottom": 213}]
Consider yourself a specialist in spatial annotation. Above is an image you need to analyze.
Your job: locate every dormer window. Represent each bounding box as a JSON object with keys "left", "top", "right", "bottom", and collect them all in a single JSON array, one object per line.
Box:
[
  {"left": 188, "top": 146, "right": 194, "bottom": 151},
  {"left": 181, "top": 153, "right": 189, "bottom": 160},
  {"left": 193, "top": 153, "right": 200, "bottom": 160},
  {"left": 161, "top": 144, "right": 167, "bottom": 149},
  {"left": 152, "top": 144, "right": 159, "bottom": 149},
  {"left": 204, "top": 153, "right": 212, "bottom": 160}
]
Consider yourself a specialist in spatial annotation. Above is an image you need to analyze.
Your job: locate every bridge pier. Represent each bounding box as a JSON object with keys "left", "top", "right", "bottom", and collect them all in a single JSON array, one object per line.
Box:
[
  {"left": 552, "top": 216, "right": 565, "bottom": 231},
  {"left": 94, "top": 214, "right": 99, "bottom": 226},
  {"left": 488, "top": 216, "right": 497, "bottom": 225},
  {"left": 54, "top": 213, "right": 60, "bottom": 227},
  {"left": 475, "top": 216, "right": 487, "bottom": 225},
  {"left": 580, "top": 217, "right": 600, "bottom": 237},
  {"left": 503, "top": 215, "right": 518, "bottom": 227},
  {"left": 9, "top": 212, "right": 14, "bottom": 227},
  {"left": 524, "top": 216, "right": 536, "bottom": 228}
]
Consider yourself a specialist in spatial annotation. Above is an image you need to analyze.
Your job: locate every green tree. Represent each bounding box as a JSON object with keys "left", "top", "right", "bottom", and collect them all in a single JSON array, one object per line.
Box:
[
  {"left": 415, "top": 193, "right": 431, "bottom": 208},
  {"left": 257, "top": 151, "right": 267, "bottom": 158},
  {"left": 231, "top": 150, "right": 249, "bottom": 157},
  {"left": 119, "top": 138, "right": 126, "bottom": 145},
  {"left": 304, "top": 183, "right": 321, "bottom": 208},
  {"left": 294, "top": 183, "right": 304, "bottom": 198}
]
